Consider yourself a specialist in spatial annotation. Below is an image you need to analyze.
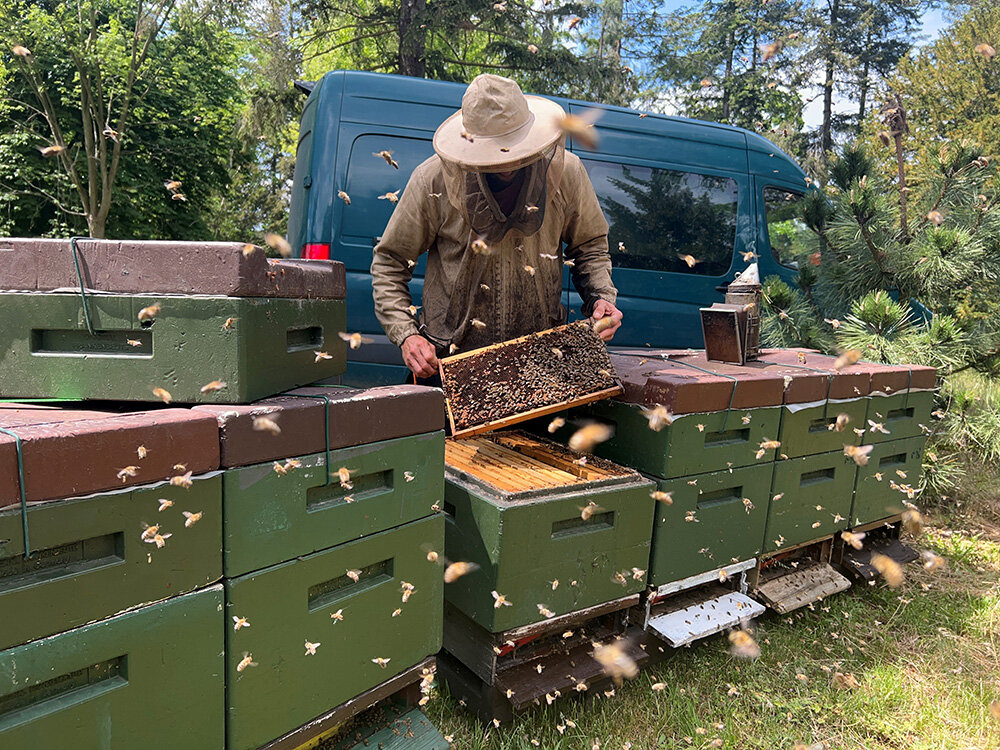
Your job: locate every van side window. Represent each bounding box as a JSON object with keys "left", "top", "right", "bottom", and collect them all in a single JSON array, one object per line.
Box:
[
  {"left": 582, "top": 160, "right": 739, "bottom": 276},
  {"left": 763, "top": 187, "right": 819, "bottom": 269}
]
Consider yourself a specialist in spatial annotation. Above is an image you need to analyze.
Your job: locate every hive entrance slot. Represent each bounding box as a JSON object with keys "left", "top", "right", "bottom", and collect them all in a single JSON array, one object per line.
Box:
[
  {"left": 0, "top": 532, "right": 125, "bottom": 592},
  {"left": 31, "top": 329, "right": 152, "bottom": 356},
  {"left": 703, "top": 428, "right": 750, "bottom": 446},
  {"left": 308, "top": 558, "right": 393, "bottom": 612}
]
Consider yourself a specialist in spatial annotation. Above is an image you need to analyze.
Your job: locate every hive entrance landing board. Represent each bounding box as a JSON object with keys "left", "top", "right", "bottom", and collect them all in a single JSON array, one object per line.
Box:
[
  {"left": 755, "top": 559, "right": 851, "bottom": 613},
  {"left": 439, "top": 323, "right": 621, "bottom": 438},
  {"left": 646, "top": 587, "right": 765, "bottom": 647}
]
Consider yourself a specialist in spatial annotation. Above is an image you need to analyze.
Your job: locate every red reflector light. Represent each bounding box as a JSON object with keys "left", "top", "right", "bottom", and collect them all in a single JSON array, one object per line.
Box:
[{"left": 302, "top": 243, "right": 330, "bottom": 260}]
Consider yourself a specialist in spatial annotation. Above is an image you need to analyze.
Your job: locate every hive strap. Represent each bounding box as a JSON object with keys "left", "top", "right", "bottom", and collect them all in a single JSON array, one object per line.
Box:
[
  {"left": 755, "top": 358, "right": 835, "bottom": 418},
  {"left": 0, "top": 426, "right": 31, "bottom": 558},
  {"left": 70, "top": 235, "right": 96, "bottom": 335}
]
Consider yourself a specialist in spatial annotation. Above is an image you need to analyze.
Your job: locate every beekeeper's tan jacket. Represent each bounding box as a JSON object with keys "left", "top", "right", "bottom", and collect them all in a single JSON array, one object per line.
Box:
[{"left": 371, "top": 152, "right": 617, "bottom": 355}]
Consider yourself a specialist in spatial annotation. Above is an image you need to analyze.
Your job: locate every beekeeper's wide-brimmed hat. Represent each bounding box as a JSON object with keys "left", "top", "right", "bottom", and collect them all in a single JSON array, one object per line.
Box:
[{"left": 433, "top": 74, "right": 565, "bottom": 172}]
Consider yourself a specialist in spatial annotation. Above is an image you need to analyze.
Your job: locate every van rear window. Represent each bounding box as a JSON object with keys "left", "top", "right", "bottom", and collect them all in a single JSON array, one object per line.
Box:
[{"left": 582, "top": 160, "right": 739, "bottom": 276}]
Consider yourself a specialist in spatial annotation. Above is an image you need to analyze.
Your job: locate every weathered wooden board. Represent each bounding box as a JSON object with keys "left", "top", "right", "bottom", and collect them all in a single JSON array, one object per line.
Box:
[
  {"left": 0, "top": 237, "right": 346, "bottom": 298},
  {"left": 194, "top": 385, "right": 444, "bottom": 468},
  {"left": 863, "top": 391, "right": 934, "bottom": 444},
  {"left": 850, "top": 436, "right": 926, "bottom": 526},
  {"left": 776, "top": 399, "right": 868, "bottom": 459},
  {"left": 223, "top": 432, "right": 444, "bottom": 576},
  {"left": 0, "top": 403, "right": 219, "bottom": 508},
  {"left": 0, "top": 292, "right": 346, "bottom": 403},
  {"left": 443, "top": 437, "right": 654, "bottom": 632},
  {"left": 754, "top": 559, "right": 851, "bottom": 613},
  {"left": 544, "top": 401, "right": 782, "bottom": 479},
  {"left": 0, "top": 585, "right": 224, "bottom": 750},
  {"left": 764, "top": 450, "right": 857, "bottom": 552},
  {"left": 647, "top": 463, "right": 773, "bottom": 586},
  {"left": 439, "top": 322, "right": 621, "bottom": 437},
  {"left": 225, "top": 515, "right": 444, "bottom": 750},
  {"left": 0, "top": 475, "right": 222, "bottom": 651}
]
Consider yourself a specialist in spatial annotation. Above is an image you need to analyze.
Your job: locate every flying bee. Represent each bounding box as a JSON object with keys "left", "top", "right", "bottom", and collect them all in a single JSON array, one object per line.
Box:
[
  {"left": 650, "top": 490, "right": 673, "bottom": 505},
  {"left": 138, "top": 304, "right": 161, "bottom": 321},
  {"left": 117, "top": 465, "right": 139, "bottom": 482},
  {"left": 407, "top": 259, "right": 416, "bottom": 268},
  {"left": 868, "top": 419, "right": 890, "bottom": 434},
  {"left": 304, "top": 641, "right": 321, "bottom": 655},
  {"left": 525, "top": 204, "right": 540, "bottom": 213},
  {"left": 371, "top": 657, "right": 391, "bottom": 668},
  {"left": 491, "top": 590, "right": 512, "bottom": 608},
  {"left": 844, "top": 444, "right": 874, "bottom": 466},
  {"left": 242, "top": 244, "right": 256, "bottom": 257},
  {"left": 272, "top": 461, "right": 288, "bottom": 476},
  {"left": 811, "top": 521, "right": 822, "bottom": 529},
  {"left": 828, "top": 413, "right": 850, "bottom": 432},
  {"left": 400, "top": 581, "right": 416, "bottom": 602},
  {"left": 480, "top": 283, "right": 490, "bottom": 292},
  {"left": 580, "top": 501, "right": 602, "bottom": 521},
  {"left": 169, "top": 471, "right": 193, "bottom": 489},
  {"left": 833, "top": 671, "right": 860, "bottom": 690},
  {"left": 678, "top": 253, "right": 699, "bottom": 268},
  {"left": 148, "top": 532, "right": 171, "bottom": 548},
  {"left": 338, "top": 331, "right": 374, "bottom": 349},
  {"left": 921, "top": 550, "right": 945, "bottom": 571},
  {"left": 377, "top": 190, "right": 400, "bottom": 203},
  {"left": 182, "top": 511, "right": 203, "bottom": 527},
  {"left": 593, "top": 640, "right": 639, "bottom": 684},
  {"left": 200, "top": 380, "right": 227, "bottom": 393},
  {"left": 833, "top": 349, "right": 862, "bottom": 370},
  {"left": 547, "top": 416, "right": 566, "bottom": 433},
  {"left": 314, "top": 351, "right": 333, "bottom": 363},
  {"left": 685, "top": 510, "right": 698, "bottom": 523},
  {"left": 127, "top": 338, "right": 142, "bottom": 347},
  {"left": 460, "top": 130, "right": 474, "bottom": 142},
  {"left": 870, "top": 552, "right": 904, "bottom": 587},
  {"left": 428, "top": 192, "right": 442, "bottom": 198},
  {"left": 554, "top": 109, "right": 600, "bottom": 149},
  {"left": 173, "top": 463, "right": 187, "bottom": 472},
  {"left": 426, "top": 550, "right": 439, "bottom": 562},
  {"left": 697, "top": 423, "right": 706, "bottom": 432},
  {"left": 902, "top": 508, "right": 923, "bottom": 536},
  {"left": 39, "top": 144, "right": 65, "bottom": 157},
  {"left": 264, "top": 233, "right": 292, "bottom": 257},
  {"left": 618, "top": 241, "right": 627, "bottom": 253},
  {"left": 728, "top": 629, "right": 761, "bottom": 659},
  {"left": 631, "top": 567, "right": 645, "bottom": 581},
  {"left": 523, "top": 264, "right": 536, "bottom": 276},
  {"left": 330, "top": 609, "right": 344, "bottom": 622},
  {"left": 373, "top": 150, "right": 399, "bottom": 168},
  {"left": 141, "top": 524, "right": 160, "bottom": 542},
  {"left": 742, "top": 497, "right": 754, "bottom": 513},
  {"left": 337, "top": 467, "right": 352, "bottom": 487},
  {"left": 540, "top": 253, "right": 558, "bottom": 260},
  {"left": 537, "top": 604, "right": 556, "bottom": 618},
  {"left": 444, "top": 561, "right": 477, "bottom": 583},
  {"left": 471, "top": 318, "right": 486, "bottom": 329},
  {"left": 236, "top": 653, "right": 257, "bottom": 672},
  {"left": 471, "top": 237, "right": 490, "bottom": 255},
  {"left": 640, "top": 404, "right": 673, "bottom": 431},
  {"left": 232, "top": 616, "right": 250, "bottom": 631},
  {"left": 252, "top": 415, "right": 281, "bottom": 435},
  {"left": 742, "top": 414, "right": 752, "bottom": 425},
  {"left": 404, "top": 471, "right": 415, "bottom": 482},
  {"left": 569, "top": 422, "right": 613, "bottom": 452},
  {"left": 613, "top": 571, "right": 628, "bottom": 586},
  {"left": 563, "top": 259, "right": 575, "bottom": 267},
  {"left": 551, "top": 579, "right": 559, "bottom": 590},
  {"left": 337, "top": 190, "right": 351, "bottom": 205},
  {"left": 853, "top": 427, "right": 866, "bottom": 437},
  {"left": 391, "top": 608, "right": 402, "bottom": 617},
  {"left": 408, "top": 305, "right": 419, "bottom": 316},
  {"left": 164, "top": 180, "right": 182, "bottom": 192},
  {"left": 157, "top": 498, "right": 173, "bottom": 512},
  {"left": 346, "top": 569, "right": 361, "bottom": 582}
]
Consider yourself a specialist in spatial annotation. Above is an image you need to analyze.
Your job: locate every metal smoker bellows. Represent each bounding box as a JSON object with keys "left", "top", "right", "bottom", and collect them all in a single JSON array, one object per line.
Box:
[{"left": 699, "top": 263, "right": 762, "bottom": 365}]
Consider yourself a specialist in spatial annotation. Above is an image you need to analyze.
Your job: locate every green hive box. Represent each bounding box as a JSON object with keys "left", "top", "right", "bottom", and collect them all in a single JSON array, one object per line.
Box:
[
  {"left": 850, "top": 436, "right": 926, "bottom": 526},
  {"left": 443, "top": 433, "right": 655, "bottom": 632},
  {"left": 0, "top": 585, "right": 224, "bottom": 749},
  {"left": 647, "top": 462, "right": 773, "bottom": 585},
  {"left": 223, "top": 432, "right": 444, "bottom": 576},
  {"left": 763, "top": 451, "right": 858, "bottom": 552},
  {"left": 777, "top": 398, "right": 869, "bottom": 459},
  {"left": 548, "top": 401, "right": 782, "bottom": 478},
  {"left": 864, "top": 391, "right": 934, "bottom": 444},
  {"left": 0, "top": 476, "right": 222, "bottom": 651},
  {"left": 0, "top": 292, "right": 345, "bottom": 403},
  {"left": 224, "top": 515, "right": 444, "bottom": 750}
]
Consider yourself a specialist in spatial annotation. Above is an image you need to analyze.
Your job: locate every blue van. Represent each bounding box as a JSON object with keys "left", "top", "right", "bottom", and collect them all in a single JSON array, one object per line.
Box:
[{"left": 288, "top": 71, "right": 816, "bottom": 386}]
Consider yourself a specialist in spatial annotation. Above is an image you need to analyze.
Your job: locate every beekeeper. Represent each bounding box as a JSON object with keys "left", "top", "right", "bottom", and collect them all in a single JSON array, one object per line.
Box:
[{"left": 371, "top": 73, "right": 622, "bottom": 381}]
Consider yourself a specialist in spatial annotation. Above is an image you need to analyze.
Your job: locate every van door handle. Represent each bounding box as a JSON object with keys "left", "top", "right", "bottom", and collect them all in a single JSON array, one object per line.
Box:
[{"left": 714, "top": 284, "right": 729, "bottom": 293}]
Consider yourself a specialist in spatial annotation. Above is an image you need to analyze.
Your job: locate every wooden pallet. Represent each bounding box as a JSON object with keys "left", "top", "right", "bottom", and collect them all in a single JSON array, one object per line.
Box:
[{"left": 439, "top": 323, "right": 622, "bottom": 438}]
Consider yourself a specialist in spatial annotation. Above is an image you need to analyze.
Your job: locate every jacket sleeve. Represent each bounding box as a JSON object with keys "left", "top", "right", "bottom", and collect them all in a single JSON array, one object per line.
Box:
[
  {"left": 561, "top": 156, "right": 617, "bottom": 316},
  {"left": 370, "top": 164, "right": 439, "bottom": 347}
]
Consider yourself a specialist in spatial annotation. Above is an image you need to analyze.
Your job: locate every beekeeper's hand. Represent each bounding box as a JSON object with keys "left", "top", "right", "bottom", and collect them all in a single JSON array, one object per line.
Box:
[
  {"left": 591, "top": 299, "right": 623, "bottom": 341},
  {"left": 402, "top": 334, "right": 439, "bottom": 378}
]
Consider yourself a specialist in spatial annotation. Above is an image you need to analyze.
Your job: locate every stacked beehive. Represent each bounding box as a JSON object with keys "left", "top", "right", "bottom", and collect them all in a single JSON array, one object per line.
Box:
[
  {"left": 0, "top": 239, "right": 447, "bottom": 750},
  {"left": 547, "top": 347, "right": 935, "bottom": 619}
]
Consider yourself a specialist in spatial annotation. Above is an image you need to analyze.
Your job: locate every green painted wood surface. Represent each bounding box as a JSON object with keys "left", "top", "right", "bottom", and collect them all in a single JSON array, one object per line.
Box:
[
  {"left": 225, "top": 515, "right": 444, "bottom": 750},
  {"left": 647, "top": 463, "right": 773, "bottom": 585},
  {"left": 443, "top": 475, "right": 654, "bottom": 632},
  {"left": 0, "top": 476, "right": 222, "bottom": 651},
  {"left": 0, "top": 292, "right": 345, "bottom": 403},
  {"left": 223, "top": 432, "right": 444, "bottom": 576},
  {"left": 850, "top": 436, "right": 926, "bottom": 526},
  {"left": 764, "top": 451, "right": 857, "bottom": 552},
  {"left": 863, "top": 391, "right": 934, "bottom": 444},
  {"left": 777, "top": 399, "right": 869, "bottom": 458},
  {"left": 0, "top": 585, "right": 224, "bottom": 749},
  {"left": 325, "top": 707, "right": 449, "bottom": 750},
  {"left": 546, "top": 401, "right": 782, "bottom": 479}
]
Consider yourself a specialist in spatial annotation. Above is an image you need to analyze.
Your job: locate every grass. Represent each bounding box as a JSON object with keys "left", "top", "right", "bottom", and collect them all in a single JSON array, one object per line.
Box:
[{"left": 425, "top": 516, "right": 1000, "bottom": 750}]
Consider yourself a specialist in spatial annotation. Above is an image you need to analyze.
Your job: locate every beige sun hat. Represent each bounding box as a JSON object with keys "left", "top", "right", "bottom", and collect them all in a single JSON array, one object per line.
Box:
[{"left": 433, "top": 74, "right": 566, "bottom": 172}]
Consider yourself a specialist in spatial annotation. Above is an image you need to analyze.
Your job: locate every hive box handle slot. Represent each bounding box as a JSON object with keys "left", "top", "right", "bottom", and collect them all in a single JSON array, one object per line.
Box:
[
  {"left": 307, "top": 558, "right": 394, "bottom": 612},
  {"left": 0, "top": 655, "right": 128, "bottom": 730},
  {"left": 703, "top": 428, "right": 750, "bottom": 447},
  {"left": 306, "top": 469, "right": 393, "bottom": 512},
  {"left": 886, "top": 407, "right": 914, "bottom": 422},
  {"left": 878, "top": 453, "right": 908, "bottom": 469},
  {"left": 286, "top": 325, "right": 323, "bottom": 352},
  {"left": 808, "top": 416, "right": 836, "bottom": 433},
  {"left": 697, "top": 486, "right": 744, "bottom": 508},
  {"left": 551, "top": 511, "right": 614, "bottom": 539},
  {"left": 30, "top": 329, "right": 152, "bottom": 357},
  {"left": 799, "top": 468, "right": 836, "bottom": 486},
  {"left": 0, "top": 532, "right": 125, "bottom": 593}
]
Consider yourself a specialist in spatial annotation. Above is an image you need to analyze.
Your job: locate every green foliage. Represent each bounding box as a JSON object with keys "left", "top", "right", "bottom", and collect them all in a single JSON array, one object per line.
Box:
[{"left": 760, "top": 275, "right": 834, "bottom": 350}]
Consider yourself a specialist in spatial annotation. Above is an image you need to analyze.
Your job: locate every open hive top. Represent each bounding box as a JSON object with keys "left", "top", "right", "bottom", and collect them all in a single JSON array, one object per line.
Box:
[
  {"left": 439, "top": 322, "right": 621, "bottom": 438},
  {"left": 445, "top": 430, "right": 636, "bottom": 500}
]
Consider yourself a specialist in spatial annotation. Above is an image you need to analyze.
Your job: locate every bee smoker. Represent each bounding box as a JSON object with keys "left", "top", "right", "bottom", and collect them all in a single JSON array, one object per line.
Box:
[{"left": 700, "top": 263, "right": 762, "bottom": 365}]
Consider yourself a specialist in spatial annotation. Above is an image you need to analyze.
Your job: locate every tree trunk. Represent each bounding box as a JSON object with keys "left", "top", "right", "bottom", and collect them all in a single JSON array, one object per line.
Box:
[
  {"left": 857, "top": 24, "right": 873, "bottom": 133},
  {"left": 397, "top": 0, "right": 427, "bottom": 77},
  {"left": 722, "top": 27, "right": 735, "bottom": 122},
  {"left": 821, "top": 0, "right": 840, "bottom": 159}
]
